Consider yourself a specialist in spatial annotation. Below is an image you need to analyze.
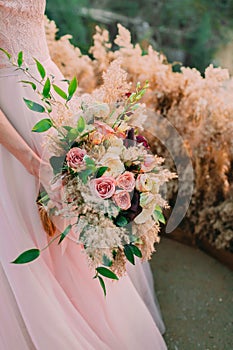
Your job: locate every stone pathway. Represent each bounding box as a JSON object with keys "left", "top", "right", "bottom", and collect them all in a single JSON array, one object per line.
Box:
[{"left": 150, "top": 238, "right": 233, "bottom": 350}]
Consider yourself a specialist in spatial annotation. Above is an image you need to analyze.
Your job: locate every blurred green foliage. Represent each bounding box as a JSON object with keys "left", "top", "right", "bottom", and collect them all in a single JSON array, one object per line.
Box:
[{"left": 46, "top": 0, "right": 233, "bottom": 72}]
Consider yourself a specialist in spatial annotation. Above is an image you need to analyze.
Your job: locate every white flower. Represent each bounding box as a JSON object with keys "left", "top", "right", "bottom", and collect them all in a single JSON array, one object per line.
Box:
[
  {"left": 136, "top": 174, "right": 153, "bottom": 192},
  {"left": 100, "top": 153, "right": 125, "bottom": 177},
  {"left": 140, "top": 192, "right": 154, "bottom": 208},
  {"left": 107, "top": 146, "right": 123, "bottom": 156},
  {"left": 108, "top": 135, "right": 124, "bottom": 148},
  {"left": 121, "top": 145, "right": 146, "bottom": 163}
]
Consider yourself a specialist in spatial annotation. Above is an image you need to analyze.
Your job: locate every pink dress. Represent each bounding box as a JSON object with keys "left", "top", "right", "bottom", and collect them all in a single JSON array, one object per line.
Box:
[{"left": 0, "top": 1, "right": 167, "bottom": 349}]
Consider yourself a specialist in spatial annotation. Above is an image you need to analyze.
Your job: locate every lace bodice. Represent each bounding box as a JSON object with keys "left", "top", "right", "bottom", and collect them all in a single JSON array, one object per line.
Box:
[{"left": 0, "top": 0, "right": 49, "bottom": 68}]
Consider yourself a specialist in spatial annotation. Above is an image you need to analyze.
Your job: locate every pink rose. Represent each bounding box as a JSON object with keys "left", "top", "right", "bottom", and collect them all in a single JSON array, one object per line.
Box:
[
  {"left": 94, "top": 121, "right": 115, "bottom": 136},
  {"left": 141, "top": 154, "right": 156, "bottom": 172},
  {"left": 113, "top": 190, "right": 131, "bottom": 210},
  {"left": 66, "top": 147, "right": 86, "bottom": 170},
  {"left": 91, "top": 176, "right": 116, "bottom": 199},
  {"left": 116, "top": 171, "right": 135, "bottom": 192}
]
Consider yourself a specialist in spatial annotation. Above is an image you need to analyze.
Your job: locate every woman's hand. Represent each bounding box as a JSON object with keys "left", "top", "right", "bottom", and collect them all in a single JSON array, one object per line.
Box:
[
  {"left": 22, "top": 150, "right": 41, "bottom": 178},
  {"left": 0, "top": 108, "right": 41, "bottom": 176},
  {"left": 0, "top": 109, "right": 62, "bottom": 206}
]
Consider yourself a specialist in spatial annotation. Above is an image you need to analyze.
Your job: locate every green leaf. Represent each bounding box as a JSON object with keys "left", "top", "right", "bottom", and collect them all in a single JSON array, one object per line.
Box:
[
  {"left": 58, "top": 224, "right": 72, "bottom": 244},
  {"left": 154, "top": 205, "right": 162, "bottom": 212},
  {"left": 124, "top": 245, "right": 135, "bottom": 265},
  {"left": 77, "top": 168, "right": 93, "bottom": 184},
  {"left": 42, "top": 78, "right": 51, "bottom": 98},
  {"left": 63, "top": 126, "right": 73, "bottom": 132},
  {"left": 102, "top": 254, "right": 113, "bottom": 267},
  {"left": 34, "top": 58, "right": 46, "bottom": 80},
  {"left": 20, "top": 80, "right": 36, "bottom": 91},
  {"left": 44, "top": 99, "right": 52, "bottom": 113},
  {"left": 153, "top": 210, "right": 166, "bottom": 224},
  {"left": 130, "top": 244, "right": 142, "bottom": 258},
  {"left": 11, "top": 248, "right": 40, "bottom": 264},
  {"left": 96, "top": 166, "right": 109, "bottom": 178},
  {"left": 96, "top": 267, "right": 119, "bottom": 280},
  {"left": 50, "top": 155, "right": 65, "bottom": 175},
  {"left": 130, "top": 103, "right": 140, "bottom": 111},
  {"left": 52, "top": 84, "right": 68, "bottom": 100},
  {"left": 0, "top": 47, "right": 12, "bottom": 59},
  {"left": 17, "top": 51, "right": 23, "bottom": 67},
  {"left": 77, "top": 116, "right": 86, "bottom": 133},
  {"left": 98, "top": 276, "right": 106, "bottom": 296},
  {"left": 32, "top": 118, "right": 53, "bottom": 133},
  {"left": 84, "top": 155, "right": 95, "bottom": 168},
  {"left": 23, "top": 98, "right": 45, "bottom": 113},
  {"left": 129, "top": 92, "right": 136, "bottom": 102},
  {"left": 67, "top": 128, "right": 79, "bottom": 142},
  {"left": 67, "top": 76, "right": 78, "bottom": 101},
  {"left": 115, "top": 215, "right": 128, "bottom": 227}
]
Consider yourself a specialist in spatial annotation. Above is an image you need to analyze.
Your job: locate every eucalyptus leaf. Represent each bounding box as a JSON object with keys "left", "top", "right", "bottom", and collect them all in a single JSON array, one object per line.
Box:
[
  {"left": 124, "top": 245, "right": 135, "bottom": 265},
  {"left": 17, "top": 51, "right": 23, "bottom": 67},
  {"left": 52, "top": 84, "right": 68, "bottom": 100},
  {"left": 84, "top": 155, "right": 95, "bottom": 167},
  {"left": 50, "top": 155, "right": 65, "bottom": 175},
  {"left": 34, "top": 58, "right": 46, "bottom": 80},
  {"left": 23, "top": 98, "right": 45, "bottom": 113},
  {"left": 0, "top": 48, "right": 11, "bottom": 59},
  {"left": 67, "top": 76, "right": 78, "bottom": 101},
  {"left": 77, "top": 116, "right": 86, "bottom": 133},
  {"left": 102, "top": 254, "right": 113, "bottom": 267},
  {"left": 32, "top": 119, "right": 53, "bottom": 133},
  {"left": 78, "top": 168, "right": 93, "bottom": 184},
  {"left": 11, "top": 248, "right": 40, "bottom": 264},
  {"left": 98, "top": 276, "right": 106, "bottom": 296},
  {"left": 96, "top": 267, "right": 118, "bottom": 280},
  {"left": 42, "top": 78, "right": 51, "bottom": 98},
  {"left": 58, "top": 224, "right": 72, "bottom": 244}
]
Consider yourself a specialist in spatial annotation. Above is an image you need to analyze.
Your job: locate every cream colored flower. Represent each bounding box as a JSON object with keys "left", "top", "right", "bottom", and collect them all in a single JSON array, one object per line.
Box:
[
  {"left": 108, "top": 135, "right": 124, "bottom": 148},
  {"left": 101, "top": 153, "right": 125, "bottom": 178},
  {"left": 107, "top": 146, "right": 123, "bottom": 156},
  {"left": 136, "top": 174, "right": 153, "bottom": 192},
  {"left": 140, "top": 192, "right": 154, "bottom": 208}
]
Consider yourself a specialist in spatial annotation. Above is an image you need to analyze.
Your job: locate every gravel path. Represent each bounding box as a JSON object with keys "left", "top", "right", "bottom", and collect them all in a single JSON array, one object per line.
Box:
[{"left": 150, "top": 238, "right": 233, "bottom": 350}]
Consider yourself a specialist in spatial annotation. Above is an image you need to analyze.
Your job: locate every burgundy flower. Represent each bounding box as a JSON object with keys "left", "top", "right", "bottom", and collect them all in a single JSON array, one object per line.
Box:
[
  {"left": 136, "top": 135, "right": 149, "bottom": 149},
  {"left": 125, "top": 92, "right": 132, "bottom": 98},
  {"left": 125, "top": 190, "right": 142, "bottom": 222},
  {"left": 124, "top": 128, "right": 136, "bottom": 148}
]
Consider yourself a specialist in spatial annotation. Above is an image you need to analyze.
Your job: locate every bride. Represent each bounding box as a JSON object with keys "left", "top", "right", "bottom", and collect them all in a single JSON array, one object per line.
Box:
[{"left": 0, "top": 1, "right": 167, "bottom": 349}]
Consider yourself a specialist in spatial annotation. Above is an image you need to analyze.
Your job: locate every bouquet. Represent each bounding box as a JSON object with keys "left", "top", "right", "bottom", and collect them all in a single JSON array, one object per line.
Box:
[{"left": 3, "top": 49, "right": 176, "bottom": 295}]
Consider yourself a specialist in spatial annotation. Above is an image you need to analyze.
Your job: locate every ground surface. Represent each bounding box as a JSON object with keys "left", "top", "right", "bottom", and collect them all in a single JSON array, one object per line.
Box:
[{"left": 150, "top": 238, "right": 233, "bottom": 350}]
